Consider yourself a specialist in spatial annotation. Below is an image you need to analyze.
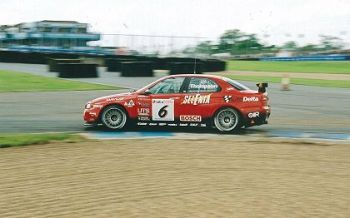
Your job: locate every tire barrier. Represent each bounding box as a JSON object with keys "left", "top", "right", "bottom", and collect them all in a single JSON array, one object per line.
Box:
[
  {"left": 156, "top": 57, "right": 197, "bottom": 70},
  {"left": 0, "top": 51, "right": 46, "bottom": 64},
  {"left": 231, "top": 57, "right": 260, "bottom": 61},
  {"left": 120, "top": 61, "right": 154, "bottom": 77},
  {"left": 48, "top": 59, "right": 81, "bottom": 72},
  {"left": 0, "top": 51, "right": 81, "bottom": 64},
  {"left": 105, "top": 58, "right": 136, "bottom": 72},
  {"left": 57, "top": 63, "right": 98, "bottom": 78},
  {"left": 0, "top": 50, "right": 227, "bottom": 75},
  {"left": 169, "top": 62, "right": 204, "bottom": 75},
  {"left": 80, "top": 57, "right": 104, "bottom": 66},
  {"left": 152, "top": 58, "right": 225, "bottom": 73},
  {"left": 203, "top": 59, "right": 226, "bottom": 72}
]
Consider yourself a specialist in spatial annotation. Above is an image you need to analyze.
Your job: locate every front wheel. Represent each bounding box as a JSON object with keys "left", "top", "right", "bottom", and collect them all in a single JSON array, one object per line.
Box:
[
  {"left": 101, "top": 105, "right": 127, "bottom": 130},
  {"left": 213, "top": 108, "right": 240, "bottom": 132}
]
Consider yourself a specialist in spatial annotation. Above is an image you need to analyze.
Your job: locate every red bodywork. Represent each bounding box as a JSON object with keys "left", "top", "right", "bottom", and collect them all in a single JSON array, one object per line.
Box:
[{"left": 83, "top": 74, "right": 271, "bottom": 128}]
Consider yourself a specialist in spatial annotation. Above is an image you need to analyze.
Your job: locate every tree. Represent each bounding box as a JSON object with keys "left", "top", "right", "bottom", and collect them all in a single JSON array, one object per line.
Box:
[
  {"left": 319, "top": 35, "right": 344, "bottom": 51},
  {"left": 195, "top": 41, "right": 213, "bottom": 55},
  {"left": 217, "top": 29, "right": 265, "bottom": 55},
  {"left": 281, "top": 41, "right": 298, "bottom": 50},
  {"left": 298, "top": 44, "right": 319, "bottom": 54}
]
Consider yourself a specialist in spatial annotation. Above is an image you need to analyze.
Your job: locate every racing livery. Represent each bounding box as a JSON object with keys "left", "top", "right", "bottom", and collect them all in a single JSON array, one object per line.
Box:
[{"left": 83, "top": 74, "right": 271, "bottom": 132}]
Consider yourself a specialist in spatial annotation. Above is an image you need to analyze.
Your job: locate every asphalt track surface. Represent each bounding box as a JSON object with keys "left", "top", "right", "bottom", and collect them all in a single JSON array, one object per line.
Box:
[{"left": 0, "top": 63, "right": 350, "bottom": 136}]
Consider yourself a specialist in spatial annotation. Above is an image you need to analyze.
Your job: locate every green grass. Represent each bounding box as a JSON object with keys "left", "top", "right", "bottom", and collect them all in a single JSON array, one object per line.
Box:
[
  {"left": 226, "top": 75, "right": 350, "bottom": 89},
  {"left": 227, "top": 61, "right": 350, "bottom": 74},
  {"left": 0, "top": 133, "right": 83, "bottom": 148},
  {"left": 0, "top": 70, "right": 119, "bottom": 92}
]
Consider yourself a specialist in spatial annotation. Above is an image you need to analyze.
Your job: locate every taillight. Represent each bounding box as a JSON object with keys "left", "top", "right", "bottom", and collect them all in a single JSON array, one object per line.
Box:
[{"left": 262, "top": 93, "right": 269, "bottom": 105}]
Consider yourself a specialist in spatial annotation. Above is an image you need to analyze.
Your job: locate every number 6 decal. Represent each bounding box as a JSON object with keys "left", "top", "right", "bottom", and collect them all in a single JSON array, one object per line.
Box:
[
  {"left": 152, "top": 99, "right": 174, "bottom": 121},
  {"left": 158, "top": 105, "right": 168, "bottom": 118}
]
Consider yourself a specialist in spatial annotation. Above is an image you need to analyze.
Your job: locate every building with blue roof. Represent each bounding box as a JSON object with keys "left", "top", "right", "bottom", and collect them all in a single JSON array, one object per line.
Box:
[{"left": 0, "top": 20, "right": 101, "bottom": 54}]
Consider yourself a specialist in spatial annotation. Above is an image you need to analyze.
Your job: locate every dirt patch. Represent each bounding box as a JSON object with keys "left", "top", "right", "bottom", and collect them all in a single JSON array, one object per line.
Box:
[{"left": 1, "top": 139, "right": 349, "bottom": 217}]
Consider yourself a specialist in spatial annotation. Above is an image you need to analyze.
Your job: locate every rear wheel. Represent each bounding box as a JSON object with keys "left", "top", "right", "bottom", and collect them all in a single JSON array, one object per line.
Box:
[
  {"left": 214, "top": 108, "right": 240, "bottom": 132},
  {"left": 101, "top": 105, "right": 127, "bottom": 130}
]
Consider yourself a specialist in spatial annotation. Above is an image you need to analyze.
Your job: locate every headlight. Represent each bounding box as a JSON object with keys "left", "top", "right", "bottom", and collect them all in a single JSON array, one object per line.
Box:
[{"left": 85, "top": 103, "right": 92, "bottom": 109}]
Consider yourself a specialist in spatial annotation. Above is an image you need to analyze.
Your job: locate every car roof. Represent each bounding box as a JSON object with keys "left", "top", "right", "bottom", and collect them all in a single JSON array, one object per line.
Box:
[
  {"left": 165, "top": 74, "right": 224, "bottom": 80},
  {"left": 136, "top": 74, "right": 228, "bottom": 93}
]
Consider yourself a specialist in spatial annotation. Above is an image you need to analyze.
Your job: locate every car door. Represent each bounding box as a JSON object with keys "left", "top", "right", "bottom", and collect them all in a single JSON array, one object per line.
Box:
[
  {"left": 179, "top": 77, "right": 222, "bottom": 121},
  {"left": 136, "top": 77, "right": 186, "bottom": 123}
]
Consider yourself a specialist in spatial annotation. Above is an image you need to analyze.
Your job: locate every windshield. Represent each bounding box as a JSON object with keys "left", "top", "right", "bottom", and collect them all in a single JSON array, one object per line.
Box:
[{"left": 222, "top": 77, "right": 250, "bottom": 91}]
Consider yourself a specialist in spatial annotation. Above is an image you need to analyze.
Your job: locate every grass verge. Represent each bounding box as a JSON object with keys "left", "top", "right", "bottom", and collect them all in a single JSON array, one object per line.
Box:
[
  {"left": 0, "top": 70, "right": 119, "bottom": 92},
  {"left": 228, "top": 61, "right": 350, "bottom": 74},
  {"left": 225, "top": 74, "right": 350, "bottom": 88},
  {"left": 0, "top": 133, "right": 83, "bottom": 148}
]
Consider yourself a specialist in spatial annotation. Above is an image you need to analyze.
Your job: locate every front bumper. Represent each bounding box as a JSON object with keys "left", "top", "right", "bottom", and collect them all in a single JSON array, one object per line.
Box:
[
  {"left": 83, "top": 108, "right": 100, "bottom": 123},
  {"left": 83, "top": 122, "right": 99, "bottom": 127}
]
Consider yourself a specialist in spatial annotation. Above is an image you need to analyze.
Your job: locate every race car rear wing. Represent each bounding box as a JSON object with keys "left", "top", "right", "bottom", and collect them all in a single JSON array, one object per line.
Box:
[{"left": 256, "top": 83, "right": 268, "bottom": 93}]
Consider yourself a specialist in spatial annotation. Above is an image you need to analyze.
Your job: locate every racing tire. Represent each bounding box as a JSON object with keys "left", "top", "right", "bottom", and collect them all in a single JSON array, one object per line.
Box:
[
  {"left": 100, "top": 105, "right": 128, "bottom": 130},
  {"left": 214, "top": 107, "right": 240, "bottom": 132}
]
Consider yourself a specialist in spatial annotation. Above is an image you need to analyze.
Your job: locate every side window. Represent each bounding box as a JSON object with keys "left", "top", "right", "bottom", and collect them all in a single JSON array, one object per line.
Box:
[
  {"left": 187, "top": 78, "right": 220, "bottom": 93},
  {"left": 148, "top": 77, "right": 185, "bottom": 94},
  {"left": 223, "top": 77, "right": 249, "bottom": 91}
]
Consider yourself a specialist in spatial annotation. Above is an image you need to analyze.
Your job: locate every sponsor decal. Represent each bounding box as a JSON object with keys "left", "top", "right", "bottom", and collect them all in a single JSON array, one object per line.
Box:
[
  {"left": 124, "top": 100, "right": 135, "bottom": 107},
  {"left": 189, "top": 84, "right": 218, "bottom": 90},
  {"left": 243, "top": 96, "right": 259, "bottom": 102},
  {"left": 138, "top": 116, "right": 150, "bottom": 121},
  {"left": 167, "top": 123, "right": 178, "bottom": 127},
  {"left": 223, "top": 95, "right": 232, "bottom": 103},
  {"left": 180, "top": 115, "right": 202, "bottom": 122},
  {"left": 88, "top": 112, "right": 97, "bottom": 116},
  {"left": 107, "top": 97, "right": 124, "bottom": 102},
  {"left": 137, "top": 108, "right": 150, "bottom": 116},
  {"left": 138, "top": 102, "right": 150, "bottom": 107},
  {"left": 182, "top": 94, "right": 211, "bottom": 105},
  {"left": 248, "top": 112, "right": 260, "bottom": 118},
  {"left": 85, "top": 103, "right": 103, "bottom": 109},
  {"left": 152, "top": 99, "right": 175, "bottom": 121},
  {"left": 135, "top": 122, "right": 206, "bottom": 128}
]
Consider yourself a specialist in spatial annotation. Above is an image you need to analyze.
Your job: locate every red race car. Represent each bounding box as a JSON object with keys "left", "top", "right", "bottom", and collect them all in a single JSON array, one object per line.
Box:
[{"left": 83, "top": 74, "right": 270, "bottom": 132}]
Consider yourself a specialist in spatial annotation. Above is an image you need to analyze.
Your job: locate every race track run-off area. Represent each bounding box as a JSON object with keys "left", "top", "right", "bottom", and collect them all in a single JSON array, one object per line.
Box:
[{"left": 1, "top": 139, "right": 350, "bottom": 217}]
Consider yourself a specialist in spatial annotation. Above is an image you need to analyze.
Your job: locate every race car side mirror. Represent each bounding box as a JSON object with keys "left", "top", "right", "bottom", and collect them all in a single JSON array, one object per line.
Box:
[{"left": 143, "top": 89, "right": 152, "bottom": 95}]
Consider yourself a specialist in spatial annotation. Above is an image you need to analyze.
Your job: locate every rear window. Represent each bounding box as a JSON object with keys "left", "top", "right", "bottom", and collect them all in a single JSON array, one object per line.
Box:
[{"left": 223, "top": 77, "right": 250, "bottom": 91}]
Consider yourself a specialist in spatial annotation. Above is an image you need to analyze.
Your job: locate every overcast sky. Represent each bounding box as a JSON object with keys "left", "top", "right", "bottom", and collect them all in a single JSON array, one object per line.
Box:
[{"left": 1, "top": 0, "right": 349, "bottom": 47}]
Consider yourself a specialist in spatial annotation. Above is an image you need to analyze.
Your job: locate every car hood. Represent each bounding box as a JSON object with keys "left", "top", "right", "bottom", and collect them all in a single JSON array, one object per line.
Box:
[{"left": 90, "top": 92, "right": 134, "bottom": 104}]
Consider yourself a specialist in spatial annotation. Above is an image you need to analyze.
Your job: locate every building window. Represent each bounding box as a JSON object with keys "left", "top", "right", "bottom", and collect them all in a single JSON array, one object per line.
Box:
[
  {"left": 77, "top": 28, "right": 87, "bottom": 33},
  {"left": 59, "top": 28, "right": 71, "bottom": 33}
]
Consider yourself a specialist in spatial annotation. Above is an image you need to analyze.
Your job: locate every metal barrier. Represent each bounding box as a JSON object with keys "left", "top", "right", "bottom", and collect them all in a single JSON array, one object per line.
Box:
[{"left": 261, "top": 55, "right": 350, "bottom": 61}]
